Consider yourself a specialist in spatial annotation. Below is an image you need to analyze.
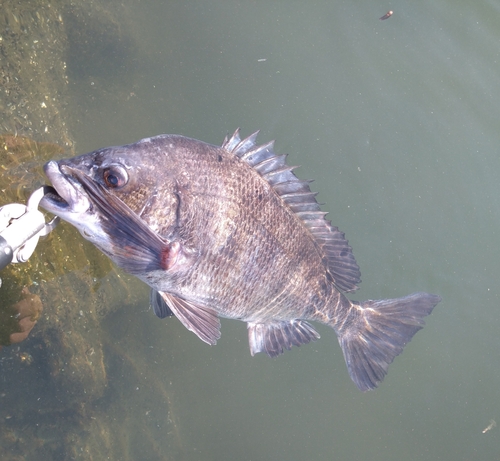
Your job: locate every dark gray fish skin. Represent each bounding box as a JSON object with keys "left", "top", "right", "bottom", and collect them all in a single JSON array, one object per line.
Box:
[{"left": 41, "top": 130, "right": 441, "bottom": 391}]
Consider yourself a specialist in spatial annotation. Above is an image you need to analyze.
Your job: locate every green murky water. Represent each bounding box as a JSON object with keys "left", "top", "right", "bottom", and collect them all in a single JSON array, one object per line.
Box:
[{"left": 2, "top": 1, "right": 500, "bottom": 459}]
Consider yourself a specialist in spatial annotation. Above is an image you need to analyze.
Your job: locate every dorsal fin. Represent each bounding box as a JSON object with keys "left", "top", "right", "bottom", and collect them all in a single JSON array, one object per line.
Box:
[{"left": 222, "top": 129, "right": 361, "bottom": 292}]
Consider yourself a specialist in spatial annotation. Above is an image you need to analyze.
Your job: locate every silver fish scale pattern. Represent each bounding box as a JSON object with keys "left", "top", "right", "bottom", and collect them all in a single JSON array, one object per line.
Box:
[{"left": 175, "top": 142, "right": 331, "bottom": 322}]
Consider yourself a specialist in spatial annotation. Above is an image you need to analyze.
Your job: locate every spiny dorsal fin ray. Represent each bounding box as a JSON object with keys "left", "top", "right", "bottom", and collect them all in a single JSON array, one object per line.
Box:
[{"left": 222, "top": 129, "right": 361, "bottom": 292}]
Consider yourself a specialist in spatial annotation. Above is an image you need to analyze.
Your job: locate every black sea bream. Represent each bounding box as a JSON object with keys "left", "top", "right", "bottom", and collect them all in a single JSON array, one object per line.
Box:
[{"left": 41, "top": 130, "right": 440, "bottom": 391}]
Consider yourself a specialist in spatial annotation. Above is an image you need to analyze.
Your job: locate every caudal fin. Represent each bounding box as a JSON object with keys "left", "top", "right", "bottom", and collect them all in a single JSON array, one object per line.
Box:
[{"left": 337, "top": 292, "right": 441, "bottom": 391}]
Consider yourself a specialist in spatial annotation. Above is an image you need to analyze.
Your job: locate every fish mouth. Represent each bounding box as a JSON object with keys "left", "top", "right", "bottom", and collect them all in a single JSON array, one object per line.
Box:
[{"left": 40, "top": 161, "right": 92, "bottom": 219}]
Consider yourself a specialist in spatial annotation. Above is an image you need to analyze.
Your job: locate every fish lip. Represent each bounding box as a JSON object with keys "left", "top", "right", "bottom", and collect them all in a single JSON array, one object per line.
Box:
[{"left": 40, "top": 160, "right": 91, "bottom": 216}]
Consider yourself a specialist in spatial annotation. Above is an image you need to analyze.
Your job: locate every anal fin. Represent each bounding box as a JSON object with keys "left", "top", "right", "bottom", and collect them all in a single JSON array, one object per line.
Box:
[
  {"left": 159, "top": 292, "right": 221, "bottom": 345},
  {"left": 248, "top": 320, "right": 320, "bottom": 358}
]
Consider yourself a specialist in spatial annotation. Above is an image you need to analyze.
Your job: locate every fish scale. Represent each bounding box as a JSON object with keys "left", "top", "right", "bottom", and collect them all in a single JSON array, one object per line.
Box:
[{"left": 41, "top": 129, "right": 441, "bottom": 391}]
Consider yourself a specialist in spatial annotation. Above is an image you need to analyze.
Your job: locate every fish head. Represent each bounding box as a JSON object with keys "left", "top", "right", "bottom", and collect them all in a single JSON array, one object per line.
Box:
[{"left": 41, "top": 137, "right": 182, "bottom": 256}]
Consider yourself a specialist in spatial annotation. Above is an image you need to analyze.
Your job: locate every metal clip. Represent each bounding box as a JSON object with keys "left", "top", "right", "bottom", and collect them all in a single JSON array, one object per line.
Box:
[{"left": 0, "top": 187, "right": 60, "bottom": 271}]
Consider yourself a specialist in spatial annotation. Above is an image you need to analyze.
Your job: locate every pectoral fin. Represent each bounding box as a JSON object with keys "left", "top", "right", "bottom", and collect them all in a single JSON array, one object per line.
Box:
[
  {"left": 159, "top": 292, "right": 221, "bottom": 345},
  {"left": 248, "top": 320, "right": 320, "bottom": 358},
  {"left": 72, "top": 168, "right": 183, "bottom": 274}
]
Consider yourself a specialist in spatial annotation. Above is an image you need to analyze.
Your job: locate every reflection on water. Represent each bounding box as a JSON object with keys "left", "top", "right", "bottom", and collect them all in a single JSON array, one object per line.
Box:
[{"left": 2, "top": 0, "right": 500, "bottom": 460}]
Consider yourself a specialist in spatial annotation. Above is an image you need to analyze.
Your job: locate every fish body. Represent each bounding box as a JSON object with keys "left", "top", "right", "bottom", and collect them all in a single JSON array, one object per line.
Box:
[{"left": 41, "top": 130, "right": 440, "bottom": 391}]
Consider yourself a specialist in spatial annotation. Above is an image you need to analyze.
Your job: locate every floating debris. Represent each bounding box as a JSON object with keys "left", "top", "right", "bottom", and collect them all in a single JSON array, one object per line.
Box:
[
  {"left": 17, "top": 351, "right": 34, "bottom": 365},
  {"left": 482, "top": 419, "right": 496, "bottom": 434},
  {"left": 380, "top": 11, "right": 393, "bottom": 20}
]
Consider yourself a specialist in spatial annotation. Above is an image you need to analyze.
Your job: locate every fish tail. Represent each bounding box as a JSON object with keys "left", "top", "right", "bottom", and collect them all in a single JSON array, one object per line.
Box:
[{"left": 335, "top": 292, "right": 441, "bottom": 391}]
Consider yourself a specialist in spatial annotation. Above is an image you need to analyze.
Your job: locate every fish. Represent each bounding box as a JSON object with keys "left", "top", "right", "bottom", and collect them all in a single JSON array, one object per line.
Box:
[{"left": 40, "top": 129, "right": 441, "bottom": 391}]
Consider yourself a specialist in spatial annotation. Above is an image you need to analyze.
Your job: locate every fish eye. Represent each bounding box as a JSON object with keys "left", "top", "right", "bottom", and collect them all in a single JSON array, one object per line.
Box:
[{"left": 103, "top": 165, "right": 128, "bottom": 188}]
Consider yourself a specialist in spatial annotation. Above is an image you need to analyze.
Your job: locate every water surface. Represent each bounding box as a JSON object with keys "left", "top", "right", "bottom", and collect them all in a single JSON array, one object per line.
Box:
[{"left": 5, "top": 0, "right": 500, "bottom": 459}]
